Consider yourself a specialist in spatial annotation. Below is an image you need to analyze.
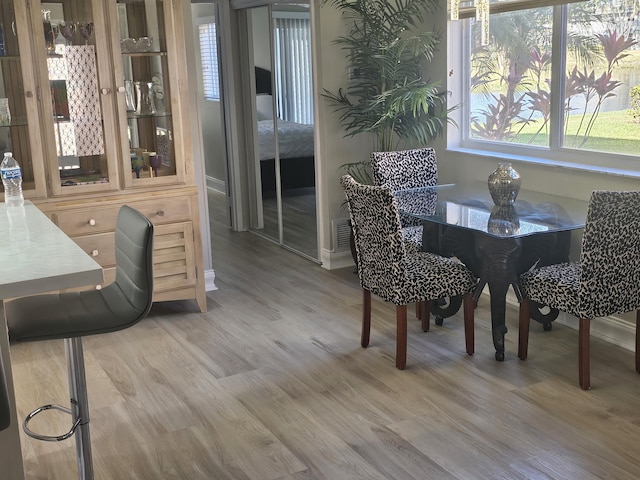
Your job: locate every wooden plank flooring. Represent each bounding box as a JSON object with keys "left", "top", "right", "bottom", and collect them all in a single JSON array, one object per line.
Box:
[{"left": 9, "top": 190, "right": 640, "bottom": 479}]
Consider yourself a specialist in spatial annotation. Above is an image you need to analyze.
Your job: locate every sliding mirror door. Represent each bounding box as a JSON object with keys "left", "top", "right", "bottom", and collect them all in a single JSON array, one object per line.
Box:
[{"left": 244, "top": 2, "right": 317, "bottom": 261}]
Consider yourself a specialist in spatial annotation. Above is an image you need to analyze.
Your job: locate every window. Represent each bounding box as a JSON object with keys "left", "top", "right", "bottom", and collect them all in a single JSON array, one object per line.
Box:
[
  {"left": 455, "top": 0, "right": 640, "bottom": 170},
  {"left": 198, "top": 20, "right": 220, "bottom": 101},
  {"left": 273, "top": 14, "right": 313, "bottom": 125}
]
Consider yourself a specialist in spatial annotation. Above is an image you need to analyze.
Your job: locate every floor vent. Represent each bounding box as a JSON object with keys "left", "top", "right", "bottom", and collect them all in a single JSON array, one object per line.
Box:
[{"left": 332, "top": 218, "right": 352, "bottom": 253}]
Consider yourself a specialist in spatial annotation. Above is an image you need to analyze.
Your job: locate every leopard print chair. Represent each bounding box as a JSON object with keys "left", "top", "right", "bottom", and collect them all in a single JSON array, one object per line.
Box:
[
  {"left": 341, "top": 174, "right": 477, "bottom": 369},
  {"left": 518, "top": 190, "right": 640, "bottom": 390},
  {"left": 370, "top": 148, "right": 439, "bottom": 253}
]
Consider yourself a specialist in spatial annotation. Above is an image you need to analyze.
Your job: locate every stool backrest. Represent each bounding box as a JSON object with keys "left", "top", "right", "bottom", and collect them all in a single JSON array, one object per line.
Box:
[{"left": 109, "top": 205, "right": 154, "bottom": 328}]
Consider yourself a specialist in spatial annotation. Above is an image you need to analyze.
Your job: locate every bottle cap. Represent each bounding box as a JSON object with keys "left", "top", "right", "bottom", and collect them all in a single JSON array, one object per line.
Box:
[{"left": 4, "top": 152, "right": 11, "bottom": 156}]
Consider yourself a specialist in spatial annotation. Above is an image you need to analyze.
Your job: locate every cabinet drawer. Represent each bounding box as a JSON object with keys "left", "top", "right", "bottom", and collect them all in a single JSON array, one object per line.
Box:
[
  {"left": 56, "top": 206, "right": 121, "bottom": 236},
  {"left": 135, "top": 197, "right": 192, "bottom": 225},
  {"left": 73, "top": 232, "right": 116, "bottom": 268},
  {"left": 54, "top": 197, "right": 192, "bottom": 236}
]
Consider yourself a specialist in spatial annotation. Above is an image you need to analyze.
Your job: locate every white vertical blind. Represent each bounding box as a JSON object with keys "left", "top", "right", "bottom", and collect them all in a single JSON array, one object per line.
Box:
[
  {"left": 198, "top": 22, "right": 220, "bottom": 101},
  {"left": 273, "top": 16, "right": 313, "bottom": 124}
]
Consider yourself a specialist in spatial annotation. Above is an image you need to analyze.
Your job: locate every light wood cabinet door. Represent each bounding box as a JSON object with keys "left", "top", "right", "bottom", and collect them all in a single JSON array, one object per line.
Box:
[
  {"left": 0, "top": 0, "right": 47, "bottom": 200},
  {"left": 34, "top": 0, "right": 120, "bottom": 196}
]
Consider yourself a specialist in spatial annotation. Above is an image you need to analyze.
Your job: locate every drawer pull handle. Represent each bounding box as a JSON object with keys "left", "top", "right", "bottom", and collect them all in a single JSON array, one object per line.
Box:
[
  {"left": 88, "top": 219, "right": 96, "bottom": 226},
  {"left": 92, "top": 249, "right": 99, "bottom": 257},
  {"left": 95, "top": 285, "right": 102, "bottom": 290},
  {"left": 157, "top": 210, "right": 165, "bottom": 217}
]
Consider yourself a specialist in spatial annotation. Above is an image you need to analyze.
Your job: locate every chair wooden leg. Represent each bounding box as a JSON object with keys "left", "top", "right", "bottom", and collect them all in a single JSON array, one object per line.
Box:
[
  {"left": 636, "top": 310, "right": 640, "bottom": 374},
  {"left": 463, "top": 293, "right": 474, "bottom": 355},
  {"left": 518, "top": 298, "right": 531, "bottom": 360},
  {"left": 415, "top": 302, "right": 421, "bottom": 320},
  {"left": 396, "top": 305, "right": 407, "bottom": 370},
  {"left": 361, "top": 288, "right": 371, "bottom": 348},
  {"left": 579, "top": 318, "right": 591, "bottom": 390},
  {"left": 420, "top": 301, "right": 430, "bottom": 332}
]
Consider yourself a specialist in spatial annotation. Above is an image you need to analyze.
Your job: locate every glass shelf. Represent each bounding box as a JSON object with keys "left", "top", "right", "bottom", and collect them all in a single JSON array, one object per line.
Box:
[
  {"left": 0, "top": 116, "right": 28, "bottom": 128},
  {"left": 121, "top": 51, "right": 168, "bottom": 58},
  {"left": 127, "top": 112, "right": 172, "bottom": 120}
]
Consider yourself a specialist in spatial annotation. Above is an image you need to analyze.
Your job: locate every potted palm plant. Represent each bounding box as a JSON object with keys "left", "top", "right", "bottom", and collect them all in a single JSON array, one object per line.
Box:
[{"left": 323, "top": 0, "right": 457, "bottom": 183}]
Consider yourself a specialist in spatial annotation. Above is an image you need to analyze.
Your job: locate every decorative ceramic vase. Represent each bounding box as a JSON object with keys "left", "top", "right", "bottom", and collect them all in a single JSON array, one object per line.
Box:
[
  {"left": 42, "top": 10, "right": 54, "bottom": 53},
  {"left": 488, "top": 162, "right": 521, "bottom": 206},
  {"left": 124, "top": 80, "right": 136, "bottom": 112},
  {"left": 149, "top": 153, "right": 163, "bottom": 177},
  {"left": 134, "top": 81, "right": 156, "bottom": 116}
]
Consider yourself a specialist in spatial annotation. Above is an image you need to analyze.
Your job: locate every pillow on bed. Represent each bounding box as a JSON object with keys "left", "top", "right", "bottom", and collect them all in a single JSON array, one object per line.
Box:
[{"left": 256, "top": 95, "right": 274, "bottom": 120}]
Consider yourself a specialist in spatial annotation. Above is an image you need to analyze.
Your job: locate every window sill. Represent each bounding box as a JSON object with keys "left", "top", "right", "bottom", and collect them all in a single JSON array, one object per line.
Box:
[{"left": 447, "top": 146, "right": 640, "bottom": 180}]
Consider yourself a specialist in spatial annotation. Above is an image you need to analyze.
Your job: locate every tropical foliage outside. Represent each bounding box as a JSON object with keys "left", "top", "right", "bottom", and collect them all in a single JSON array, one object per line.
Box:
[{"left": 468, "top": 0, "right": 640, "bottom": 156}]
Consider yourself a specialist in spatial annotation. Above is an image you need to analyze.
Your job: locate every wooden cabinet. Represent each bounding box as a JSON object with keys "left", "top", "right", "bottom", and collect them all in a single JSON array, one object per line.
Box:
[{"left": 1, "top": 0, "right": 206, "bottom": 312}]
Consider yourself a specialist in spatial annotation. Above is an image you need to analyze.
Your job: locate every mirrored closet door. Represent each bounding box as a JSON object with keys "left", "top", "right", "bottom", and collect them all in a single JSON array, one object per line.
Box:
[{"left": 241, "top": 2, "right": 318, "bottom": 261}]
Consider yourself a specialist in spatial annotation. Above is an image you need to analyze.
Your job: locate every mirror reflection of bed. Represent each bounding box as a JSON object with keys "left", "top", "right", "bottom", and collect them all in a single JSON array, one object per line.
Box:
[
  {"left": 257, "top": 101, "right": 316, "bottom": 259},
  {"left": 247, "top": 3, "right": 318, "bottom": 261}
]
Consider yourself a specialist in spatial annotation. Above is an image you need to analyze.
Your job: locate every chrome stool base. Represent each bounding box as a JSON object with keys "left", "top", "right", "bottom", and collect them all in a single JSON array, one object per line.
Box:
[{"left": 22, "top": 337, "right": 94, "bottom": 480}]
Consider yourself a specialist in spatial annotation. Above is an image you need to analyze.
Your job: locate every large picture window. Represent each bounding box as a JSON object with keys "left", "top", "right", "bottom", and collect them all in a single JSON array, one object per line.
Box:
[{"left": 457, "top": 0, "right": 640, "bottom": 170}]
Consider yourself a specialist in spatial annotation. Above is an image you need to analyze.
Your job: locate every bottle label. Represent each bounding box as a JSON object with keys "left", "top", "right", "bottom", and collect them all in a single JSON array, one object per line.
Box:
[{"left": 1, "top": 166, "right": 21, "bottom": 180}]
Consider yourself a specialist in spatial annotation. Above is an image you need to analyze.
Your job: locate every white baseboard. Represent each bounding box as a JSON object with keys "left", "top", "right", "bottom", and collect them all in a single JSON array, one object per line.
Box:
[
  {"left": 205, "top": 269, "right": 217, "bottom": 291},
  {"left": 321, "top": 249, "right": 354, "bottom": 270},
  {"left": 206, "top": 176, "right": 226, "bottom": 195}
]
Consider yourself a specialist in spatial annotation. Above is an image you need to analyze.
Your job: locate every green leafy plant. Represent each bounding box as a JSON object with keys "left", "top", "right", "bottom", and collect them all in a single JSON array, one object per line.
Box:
[{"left": 323, "top": 0, "right": 457, "bottom": 178}]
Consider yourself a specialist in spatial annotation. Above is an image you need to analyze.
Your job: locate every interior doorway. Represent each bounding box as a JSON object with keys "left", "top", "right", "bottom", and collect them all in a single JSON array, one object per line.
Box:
[
  {"left": 241, "top": 3, "right": 319, "bottom": 262},
  {"left": 190, "top": 0, "right": 231, "bottom": 230}
]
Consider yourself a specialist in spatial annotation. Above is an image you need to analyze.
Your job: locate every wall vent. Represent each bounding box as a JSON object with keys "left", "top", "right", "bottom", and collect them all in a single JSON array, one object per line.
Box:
[{"left": 332, "top": 218, "right": 352, "bottom": 252}]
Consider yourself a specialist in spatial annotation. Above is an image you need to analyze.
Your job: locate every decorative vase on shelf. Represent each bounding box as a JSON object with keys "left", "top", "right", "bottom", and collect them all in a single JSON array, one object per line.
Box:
[
  {"left": 42, "top": 10, "right": 55, "bottom": 53},
  {"left": 134, "top": 81, "right": 156, "bottom": 116},
  {"left": 488, "top": 162, "right": 521, "bottom": 206}
]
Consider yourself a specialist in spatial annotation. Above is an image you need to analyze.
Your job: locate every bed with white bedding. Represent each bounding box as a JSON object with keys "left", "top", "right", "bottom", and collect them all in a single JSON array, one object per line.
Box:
[{"left": 257, "top": 119, "right": 315, "bottom": 192}]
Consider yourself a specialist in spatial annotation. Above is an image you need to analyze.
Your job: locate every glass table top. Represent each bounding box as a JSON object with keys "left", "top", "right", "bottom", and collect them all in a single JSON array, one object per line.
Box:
[{"left": 394, "top": 182, "right": 591, "bottom": 239}]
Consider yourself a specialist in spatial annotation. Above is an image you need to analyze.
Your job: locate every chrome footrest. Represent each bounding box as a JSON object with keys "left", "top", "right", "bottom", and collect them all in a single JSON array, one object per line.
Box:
[{"left": 23, "top": 403, "right": 82, "bottom": 442}]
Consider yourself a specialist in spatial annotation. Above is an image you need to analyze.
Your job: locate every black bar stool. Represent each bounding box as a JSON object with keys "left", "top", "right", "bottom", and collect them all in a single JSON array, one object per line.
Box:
[{"left": 5, "top": 205, "right": 154, "bottom": 480}]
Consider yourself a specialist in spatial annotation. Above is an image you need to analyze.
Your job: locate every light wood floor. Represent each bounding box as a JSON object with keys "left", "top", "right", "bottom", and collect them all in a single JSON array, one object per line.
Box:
[{"left": 10, "top": 191, "right": 640, "bottom": 479}]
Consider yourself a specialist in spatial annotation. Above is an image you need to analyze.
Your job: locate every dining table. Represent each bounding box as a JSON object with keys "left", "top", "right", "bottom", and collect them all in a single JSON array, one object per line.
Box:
[
  {"left": 0, "top": 201, "right": 104, "bottom": 480},
  {"left": 394, "top": 182, "right": 590, "bottom": 361}
]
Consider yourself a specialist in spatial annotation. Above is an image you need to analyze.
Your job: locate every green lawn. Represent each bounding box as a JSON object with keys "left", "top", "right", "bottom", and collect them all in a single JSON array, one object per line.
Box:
[{"left": 487, "top": 110, "right": 640, "bottom": 154}]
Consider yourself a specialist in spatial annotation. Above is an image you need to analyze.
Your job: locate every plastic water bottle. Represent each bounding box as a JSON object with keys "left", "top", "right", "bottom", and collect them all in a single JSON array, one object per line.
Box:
[{"left": 1, "top": 152, "right": 24, "bottom": 207}]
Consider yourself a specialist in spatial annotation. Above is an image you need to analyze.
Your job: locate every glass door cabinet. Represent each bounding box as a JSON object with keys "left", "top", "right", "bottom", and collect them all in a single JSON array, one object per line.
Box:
[
  {"left": 112, "top": 0, "right": 182, "bottom": 187},
  {"left": 6, "top": 0, "right": 205, "bottom": 313},
  {"left": 37, "top": 0, "right": 119, "bottom": 195},
  {"left": 0, "top": 0, "right": 47, "bottom": 199}
]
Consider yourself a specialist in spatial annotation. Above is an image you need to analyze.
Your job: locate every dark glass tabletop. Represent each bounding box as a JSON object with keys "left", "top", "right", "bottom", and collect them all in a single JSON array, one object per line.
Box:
[{"left": 394, "top": 182, "right": 590, "bottom": 239}]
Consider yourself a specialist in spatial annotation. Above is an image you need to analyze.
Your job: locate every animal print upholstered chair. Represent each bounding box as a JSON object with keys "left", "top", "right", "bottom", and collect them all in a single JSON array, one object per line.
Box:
[
  {"left": 370, "top": 148, "right": 439, "bottom": 253},
  {"left": 518, "top": 190, "right": 640, "bottom": 390},
  {"left": 341, "top": 174, "right": 477, "bottom": 369}
]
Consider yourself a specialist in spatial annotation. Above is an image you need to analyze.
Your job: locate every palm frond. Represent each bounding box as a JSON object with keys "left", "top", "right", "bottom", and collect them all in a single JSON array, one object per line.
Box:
[{"left": 323, "top": 0, "right": 456, "bottom": 152}]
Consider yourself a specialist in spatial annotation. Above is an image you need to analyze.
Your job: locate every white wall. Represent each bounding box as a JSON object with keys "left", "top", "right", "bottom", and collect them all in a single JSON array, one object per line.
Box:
[{"left": 191, "top": 3, "right": 227, "bottom": 191}]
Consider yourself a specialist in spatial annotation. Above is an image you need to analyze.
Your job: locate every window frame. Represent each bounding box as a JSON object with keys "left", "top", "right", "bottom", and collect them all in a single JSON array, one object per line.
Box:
[{"left": 197, "top": 16, "right": 221, "bottom": 102}]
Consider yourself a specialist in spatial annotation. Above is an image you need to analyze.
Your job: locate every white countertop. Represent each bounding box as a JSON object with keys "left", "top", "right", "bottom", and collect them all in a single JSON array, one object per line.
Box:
[{"left": 0, "top": 201, "right": 103, "bottom": 299}]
